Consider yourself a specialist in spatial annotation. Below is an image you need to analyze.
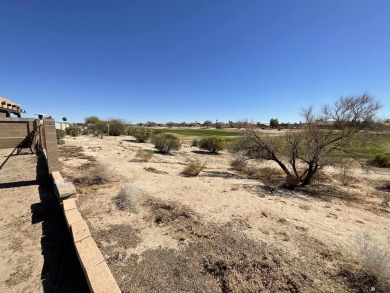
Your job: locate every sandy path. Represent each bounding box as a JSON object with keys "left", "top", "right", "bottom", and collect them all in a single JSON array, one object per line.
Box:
[{"left": 0, "top": 149, "right": 88, "bottom": 292}]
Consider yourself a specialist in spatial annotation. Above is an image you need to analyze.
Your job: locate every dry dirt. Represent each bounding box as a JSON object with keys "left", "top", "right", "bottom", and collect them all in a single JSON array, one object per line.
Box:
[
  {"left": 0, "top": 148, "right": 88, "bottom": 293},
  {"left": 59, "top": 135, "right": 390, "bottom": 292}
]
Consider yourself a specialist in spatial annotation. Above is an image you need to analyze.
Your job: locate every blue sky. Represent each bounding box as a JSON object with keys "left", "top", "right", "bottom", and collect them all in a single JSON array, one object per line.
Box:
[{"left": 1, "top": 0, "right": 389, "bottom": 123}]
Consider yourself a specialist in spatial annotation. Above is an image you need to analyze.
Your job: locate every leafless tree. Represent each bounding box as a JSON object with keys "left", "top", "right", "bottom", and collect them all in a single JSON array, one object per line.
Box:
[{"left": 231, "top": 94, "right": 381, "bottom": 187}]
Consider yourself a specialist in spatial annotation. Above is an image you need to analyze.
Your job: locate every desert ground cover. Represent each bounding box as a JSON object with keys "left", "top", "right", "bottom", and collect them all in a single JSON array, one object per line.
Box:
[{"left": 59, "top": 133, "right": 390, "bottom": 292}]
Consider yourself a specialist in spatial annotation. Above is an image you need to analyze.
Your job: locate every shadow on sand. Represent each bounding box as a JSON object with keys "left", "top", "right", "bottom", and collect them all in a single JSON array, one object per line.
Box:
[{"left": 31, "top": 154, "right": 89, "bottom": 292}]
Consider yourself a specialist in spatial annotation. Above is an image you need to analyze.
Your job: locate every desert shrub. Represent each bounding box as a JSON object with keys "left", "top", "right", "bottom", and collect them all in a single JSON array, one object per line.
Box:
[
  {"left": 191, "top": 139, "right": 199, "bottom": 147},
  {"left": 199, "top": 136, "right": 226, "bottom": 153},
  {"left": 151, "top": 133, "right": 181, "bottom": 154},
  {"left": 82, "top": 128, "right": 92, "bottom": 135},
  {"left": 65, "top": 126, "right": 82, "bottom": 137},
  {"left": 112, "top": 184, "right": 141, "bottom": 212},
  {"left": 130, "top": 127, "right": 153, "bottom": 142},
  {"left": 369, "top": 155, "right": 390, "bottom": 168},
  {"left": 282, "top": 175, "right": 302, "bottom": 189},
  {"left": 338, "top": 165, "right": 357, "bottom": 186},
  {"left": 378, "top": 192, "right": 390, "bottom": 208},
  {"left": 135, "top": 149, "right": 154, "bottom": 162},
  {"left": 230, "top": 157, "right": 247, "bottom": 171},
  {"left": 73, "top": 164, "right": 115, "bottom": 186},
  {"left": 182, "top": 159, "right": 206, "bottom": 177},
  {"left": 108, "top": 122, "right": 126, "bottom": 136},
  {"left": 310, "top": 169, "right": 333, "bottom": 186},
  {"left": 355, "top": 232, "right": 390, "bottom": 288},
  {"left": 56, "top": 129, "right": 66, "bottom": 140},
  {"left": 256, "top": 167, "right": 284, "bottom": 186}
]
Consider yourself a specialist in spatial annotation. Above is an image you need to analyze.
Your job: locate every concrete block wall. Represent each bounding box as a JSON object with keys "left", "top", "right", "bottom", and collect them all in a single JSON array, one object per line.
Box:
[
  {"left": 52, "top": 172, "right": 121, "bottom": 293},
  {"left": 42, "top": 119, "right": 60, "bottom": 174},
  {"left": 0, "top": 118, "right": 38, "bottom": 149}
]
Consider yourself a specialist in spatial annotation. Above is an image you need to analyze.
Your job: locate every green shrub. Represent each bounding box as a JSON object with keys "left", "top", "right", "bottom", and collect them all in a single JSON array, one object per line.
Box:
[
  {"left": 191, "top": 139, "right": 199, "bottom": 147},
  {"left": 65, "top": 126, "right": 82, "bottom": 137},
  {"left": 108, "top": 123, "right": 126, "bottom": 136},
  {"left": 130, "top": 127, "right": 153, "bottom": 142},
  {"left": 182, "top": 159, "right": 206, "bottom": 177},
  {"left": 135, "top": 149, "right": 154, "bottom": 162},
  {"left": 82, "top": 128, "right": 92, "bottom": 135},
  {"left": 370, "top": 155, "right": 390, "bottom": 168},
  {"left": 151, "top": 133, "right": 181, "bottom": 154},
  {"left": 56, "top": 129, "right": 66, "bottom": 140},
  {"left": 199, "top": 136, "right": 226, "bottom": 153}
]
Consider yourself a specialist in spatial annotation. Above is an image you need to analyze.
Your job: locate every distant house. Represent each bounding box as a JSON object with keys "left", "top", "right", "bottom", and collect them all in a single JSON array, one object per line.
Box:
[
  {"left": 55, "top": 121, "right": 71, "bottom": 130},
  {"left": 0, "top": 97, "right": 24, "bottom": 118}
]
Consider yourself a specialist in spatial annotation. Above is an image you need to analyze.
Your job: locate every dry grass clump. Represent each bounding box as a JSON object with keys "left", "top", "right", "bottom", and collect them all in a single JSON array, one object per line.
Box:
[
  {"left": 73, "top": 164, "right": 115, "bottom": 187},
  {"left": 355, "top": 232, "right": 390, "bottom": 290},
  {"left": 182, "top": 159, "right": 206, "bottom": 177},
  {"left": 230, "top": 157, "right": 247, "bottom": 171},
  {"left": 256, "top": 167, "right": 284, "bottom": 186},
  {"left": 58, "top": 145, "right": 96, "bottom": 161},
  {"left": 337, "top": 165, "right": 357, "bottom": 186},
  {"left": 112, "top": 184, "right": 142, "bottom": 212},
  {"left": 135, "top": 149, "right": 154, "bottom": 162}
]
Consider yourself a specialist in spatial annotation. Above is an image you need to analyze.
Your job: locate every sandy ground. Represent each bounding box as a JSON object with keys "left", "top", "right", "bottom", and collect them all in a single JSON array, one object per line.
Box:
[
  {"left": 0, "top": 149, "right": 43, "bottom": 293},
  {"left": 60, "top": 135, "right": 390, "bottom": 292},
  {"left": 0, "top": 148, "right": 88, "bottom": 293}
]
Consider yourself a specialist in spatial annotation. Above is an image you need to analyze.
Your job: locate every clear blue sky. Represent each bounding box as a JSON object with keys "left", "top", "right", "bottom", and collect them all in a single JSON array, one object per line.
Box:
[{"left": 1, "top": 0, "right": 389, "bottom": 124}]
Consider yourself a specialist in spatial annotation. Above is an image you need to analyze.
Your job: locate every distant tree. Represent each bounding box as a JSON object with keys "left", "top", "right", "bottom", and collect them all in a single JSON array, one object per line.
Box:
[
  {"left": 231, "top": 94, "right": 381, "bottom": 188},
  {"left": 106, "top": 119, "right": 126, "bottom": 136},
  {"left": 146, "top": 121, "right": 157, "bottom": 127},
  {"left": 270, "top": 118, "right": 279, "bottom": 128},
  {"left": 85, "top": 116, "right": 101, "bottom": 124},
  {"left": 180, "top": 122, "right": 187, "bottom": 127},
  {"left": 62, "top": 117, "right": 67, "bottom": 122},
  {"left": 166, "top": 122, "right": 175, "bottom": 128},
  {"left": 203, "top": 120, "right": 213, "bottom": 128},
  {"left": 235, "top": 120, "right": 248, "bottom": 129}
]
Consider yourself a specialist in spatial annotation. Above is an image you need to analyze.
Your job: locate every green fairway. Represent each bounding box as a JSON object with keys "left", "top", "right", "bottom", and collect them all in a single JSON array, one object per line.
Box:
[
  {"left": 354, "top": 133, "right": 390, "bottom": 159},
  {"left": 157, "top": 128, "right": 240, "bottom": 137}
]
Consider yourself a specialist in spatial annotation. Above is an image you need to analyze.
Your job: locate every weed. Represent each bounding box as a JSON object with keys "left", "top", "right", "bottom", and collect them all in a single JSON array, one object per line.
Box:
[
  {"left": 182, "top": 159, "right": 206, "bottom": 177},
  {"left": 112, "top": 184, "right": 141, "bottom": 212},
  {"left": 135, "top": 149, "right": 154, "bottom": 162},
  {"left": 355, "top": 232, "right": 390, "bottom": 290},
  {"left": 73, "top": 164, "right": 115, "bottom": 187}
]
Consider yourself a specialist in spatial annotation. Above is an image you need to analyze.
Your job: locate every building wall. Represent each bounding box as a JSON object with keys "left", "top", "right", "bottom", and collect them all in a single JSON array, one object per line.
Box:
[{"left": 0, "top": 118, "right": 39, "bottom": 149}]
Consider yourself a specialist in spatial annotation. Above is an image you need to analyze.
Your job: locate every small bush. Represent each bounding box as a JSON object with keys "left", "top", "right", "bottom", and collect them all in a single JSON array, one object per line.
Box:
[
  {"left": 256, "top": 167, "right": 284, "bottom": 186},
  {"left": 355, "top": 232, "right": 390, "bottom": 288},
  {"left": 338, "top": 165, "right": 357, "bottom": 186},
  {"left": 130, "top": 127, "right": 153, "bottom": 142},
  {"left": 369, "top": 155, "right": 390, "bottom": 168},
  {"left": 378, "top": 192, "right": 390, "bottom": 208},
  {"left": 65, "top": 126, "right": 82, "bottom": 137},
  {"left": 82, "top": 128, "right": 92, "bottom": 135},
  {"left": 230, "top": 157, "right": 247, "bottom": 171},
  {"left": 56, "top": 129, "right": 66, "bottom": 140},
  {"left": 112, "top": 184, "right": 141, "bottom": 212},
  {"left": 182, "top": 159, "right": 206, "bottom": 177},
  {"left": 107, "top": 120, "right": 126, "bottom": 136},
  {"left": 73, "top": 164, "right": 115, "bottom": 187},
  {"left": 135, "top": 149, "right": 154, "bottom": 162},
  {"left": 199, "top": 136, "right": 226, "bottom": 153},
  {"left": 191, "top": 139, "right": 199, "bottom": 147},
  {"left": 151, "top": 133, "right": 181, "bottom": 154}
]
